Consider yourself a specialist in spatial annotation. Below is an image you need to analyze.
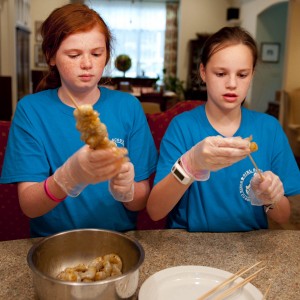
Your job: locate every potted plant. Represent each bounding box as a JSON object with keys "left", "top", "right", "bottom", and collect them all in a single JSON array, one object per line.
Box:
[
  {"left": 163, "top": 69, "right": 185, "bottom": 100},
  {"left": 115, "top": 54, "right": 132, "bottom": 77}
]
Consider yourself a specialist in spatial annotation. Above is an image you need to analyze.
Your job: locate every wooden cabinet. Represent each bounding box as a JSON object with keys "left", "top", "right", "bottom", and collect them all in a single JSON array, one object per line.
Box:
[
  {"left": 266, "top": 101, "right": 279, "bottom": 119},
  {"left": 186, "top": 34, "right": 210, "bottom": 100}
]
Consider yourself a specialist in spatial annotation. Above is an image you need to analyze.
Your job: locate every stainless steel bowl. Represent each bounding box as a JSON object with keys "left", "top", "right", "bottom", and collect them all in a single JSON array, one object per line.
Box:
[{"left": 27, "top": 229, "right": 144, "bottom": 300}]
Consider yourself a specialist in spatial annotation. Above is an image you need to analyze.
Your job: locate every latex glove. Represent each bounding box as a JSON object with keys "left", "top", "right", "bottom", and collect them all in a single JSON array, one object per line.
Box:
[
  {"left": 250, "top": 171, "right": 284, "bottom": 206},
  {"left": 54, "top": 145, "right": 127, "bottom": 197},
  {"left": 109, "top": 162, "right": 135, "bottom": 202},
  {"left": 181, "top": 136, "right": 251, "bottom": 181}
]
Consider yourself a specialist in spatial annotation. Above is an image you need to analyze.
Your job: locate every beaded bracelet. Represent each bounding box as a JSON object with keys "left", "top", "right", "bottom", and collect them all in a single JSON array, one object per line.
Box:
[{"left": 44, "top": 177, "right": 67, "bottom": 203}]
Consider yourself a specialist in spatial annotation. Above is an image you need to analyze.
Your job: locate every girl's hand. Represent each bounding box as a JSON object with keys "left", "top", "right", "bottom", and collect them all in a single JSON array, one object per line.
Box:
[
  {"left": 109, "top": 162, "right": 135, "bottom": 202},
  {"left": 54, "top": 145, "right": 126, "bottom": 196},
  {"left": 181, "top": 136, "right": 251, "bottom": 180},
  {"left": 250, "top": 171, "right": 284, "bottom": 205}
]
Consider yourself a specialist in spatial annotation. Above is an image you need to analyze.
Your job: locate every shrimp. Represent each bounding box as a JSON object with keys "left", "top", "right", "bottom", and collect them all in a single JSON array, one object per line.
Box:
[
  {"left": 57, "top": 267, "right": 81, "bottom": 282},
  {"left": 103, "top": 254, "right": 122, "bottom": 272},
  {"left": 246, "top": 135, "right": 258, "bottom": 152},
  {"left": 73, "top": 105, "right": 126, "bottom": 159},
  {"left": 79, "top": 266, "right": 97, "bottom": 281},
  {"left": 250, "top": 141, "right": 258, "bottom": 152},
  {"left": 56, "top": 254, "right": 123, "bottom": 282},
  {"left": 95, "top": 270, "right": 110, "bottom": 281},
  {"left": 88, "top": 256, "right": 104, "bottom": 271}
]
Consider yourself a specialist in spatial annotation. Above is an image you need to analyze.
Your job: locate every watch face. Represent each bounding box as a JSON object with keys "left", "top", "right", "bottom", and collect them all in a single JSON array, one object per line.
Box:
[{"left": 173, "top": 168, "right": 185, "bottom": 181}]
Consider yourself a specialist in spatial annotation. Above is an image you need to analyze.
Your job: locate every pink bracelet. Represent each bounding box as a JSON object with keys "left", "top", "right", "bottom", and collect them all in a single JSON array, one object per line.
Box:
[
  {"left": 181, "top": 155, "right": 210, "bottom": 181},
  {"left": 44, "top": 177, "right": 67, "bottom": 203}
]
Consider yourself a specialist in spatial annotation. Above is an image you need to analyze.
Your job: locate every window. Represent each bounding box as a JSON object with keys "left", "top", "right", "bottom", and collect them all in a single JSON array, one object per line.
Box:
[{"left": 87, "top": 0, "right": 166, "bottom": 79}]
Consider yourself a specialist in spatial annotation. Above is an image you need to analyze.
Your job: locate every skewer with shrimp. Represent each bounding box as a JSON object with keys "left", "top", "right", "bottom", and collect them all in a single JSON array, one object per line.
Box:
[
  {"left": 66, "top": 90, "right": 127, "bottom": 158},
  {"left": 247, "top": 135, "right": 263, "bottom": 180}
]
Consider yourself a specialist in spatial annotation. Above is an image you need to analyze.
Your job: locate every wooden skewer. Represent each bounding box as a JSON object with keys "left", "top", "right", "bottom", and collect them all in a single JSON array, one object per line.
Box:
[
  {"left": 65, "top": 89, "right": 80, "bottom": 110},
  {"left": 262, "top": 281, "right": 273, "bottom": 300},
  {"left": 213, "top": 267, "right": 266, "bottom": 300},
  {"left": 196, "top": 266, "right": 248, "bottom": 300},
  {"left": 248, "top": 153, "right": 264, "bottom": 180},
  {"left": 197, "top": 261, "right": 263, "bottom": 300}
]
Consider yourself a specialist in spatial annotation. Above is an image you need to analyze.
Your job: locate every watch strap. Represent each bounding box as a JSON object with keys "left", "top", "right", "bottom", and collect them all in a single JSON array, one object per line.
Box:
[{"left": 171, "top": 159, "right": 193, "bottom": 185}]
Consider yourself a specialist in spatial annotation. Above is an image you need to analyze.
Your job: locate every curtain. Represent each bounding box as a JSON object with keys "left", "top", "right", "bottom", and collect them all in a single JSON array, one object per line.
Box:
[{"left": 163, "top": 3, "right": 179, "bottom": 78}]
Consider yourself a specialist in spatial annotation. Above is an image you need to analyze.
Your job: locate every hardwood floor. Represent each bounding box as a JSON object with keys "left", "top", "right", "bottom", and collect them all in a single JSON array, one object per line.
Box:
[{"left": 268, "top": 195, "right": 300, "bottom": 230}]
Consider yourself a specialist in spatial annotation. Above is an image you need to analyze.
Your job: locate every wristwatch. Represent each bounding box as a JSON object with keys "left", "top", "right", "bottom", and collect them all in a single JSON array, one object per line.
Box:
[{"left": 171, "top": 158, "right": 194, "bottom": 185}]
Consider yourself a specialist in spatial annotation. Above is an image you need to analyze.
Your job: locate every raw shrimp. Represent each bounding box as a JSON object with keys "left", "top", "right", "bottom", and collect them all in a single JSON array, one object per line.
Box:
[
  {"left": 56, "top": 254, "right": 123, "bottom": 282},
  {"left": 103, "top": 253, "right": 122, "bottom": 273}
]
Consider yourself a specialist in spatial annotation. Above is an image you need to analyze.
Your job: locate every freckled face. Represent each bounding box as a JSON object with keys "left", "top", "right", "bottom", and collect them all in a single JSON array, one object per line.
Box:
[
  {"left": 200, "top": 44, "right": 254, "bottom": 110},
  {"left": 50, "top": 26, "right": 107, "bottom": 92}
]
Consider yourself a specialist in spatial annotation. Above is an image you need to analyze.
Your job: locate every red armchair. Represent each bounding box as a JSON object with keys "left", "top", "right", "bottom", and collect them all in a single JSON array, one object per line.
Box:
[
  {"left": 137, "top": 100, "right": 205, "bottom": 230},
  {"left": 146, "top": 100, "right": 205, "bottom": 150},
  {"left": 0, "top": 121, "right": 30, "bottom": 241}
]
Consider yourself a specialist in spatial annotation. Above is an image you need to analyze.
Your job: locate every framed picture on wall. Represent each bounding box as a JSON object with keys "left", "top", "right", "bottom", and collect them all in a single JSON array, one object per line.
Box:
[
  {"left": 34, "top": 44, "right": 47, "bottom": 68},
  {"left": 35, "top": 21, "right": 43, "bottom": 42},
  {"left": 261, "top": 43, "right": 280, "bottom": 63}
]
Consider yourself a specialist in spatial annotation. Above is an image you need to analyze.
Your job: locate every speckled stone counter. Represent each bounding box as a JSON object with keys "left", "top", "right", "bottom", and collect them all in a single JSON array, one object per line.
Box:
[{"left": 0, "top": 229, "right": 299, "bottom": 299}]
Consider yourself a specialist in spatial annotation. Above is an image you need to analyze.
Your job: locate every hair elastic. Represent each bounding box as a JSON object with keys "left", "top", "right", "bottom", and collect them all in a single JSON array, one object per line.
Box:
[{"left": 44, "top": 177, "right": 67, "bottom": 203}]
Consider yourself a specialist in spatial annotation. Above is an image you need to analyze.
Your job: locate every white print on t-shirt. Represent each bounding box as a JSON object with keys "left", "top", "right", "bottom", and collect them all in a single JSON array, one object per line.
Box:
[
  {"left": 239, "top": 168, "right": 261, "bottom": 202},
  {"left": 111, "top": 138, "right": 124, "bottom": 147}
]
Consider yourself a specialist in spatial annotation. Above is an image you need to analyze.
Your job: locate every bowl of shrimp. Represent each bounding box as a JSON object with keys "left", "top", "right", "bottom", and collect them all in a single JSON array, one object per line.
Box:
[{"left": 27, "top": 228, "right": 144, "bottom": 300}]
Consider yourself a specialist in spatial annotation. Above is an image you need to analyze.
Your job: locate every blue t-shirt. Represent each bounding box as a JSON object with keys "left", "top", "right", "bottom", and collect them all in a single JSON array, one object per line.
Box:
[
  {"left": 0, "top": 87, "right": 158, "bottom": 237},
  {"left": 155, "top": 104, "right": 300, "bottom": 232}
]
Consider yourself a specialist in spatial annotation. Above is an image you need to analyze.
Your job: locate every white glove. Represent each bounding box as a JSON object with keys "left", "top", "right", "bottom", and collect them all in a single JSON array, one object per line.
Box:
[
  {"left": 181, "top": 136, "right": 251, "bottom": 181},
  {"left": 250, "top": 171, "right": 284, "bottom": 206},
  {"left": 54, "top": 145, "right": 126, "bottom": 197},
  {"left": 109, "top": 162, "right": 135, "bottom": 202}
]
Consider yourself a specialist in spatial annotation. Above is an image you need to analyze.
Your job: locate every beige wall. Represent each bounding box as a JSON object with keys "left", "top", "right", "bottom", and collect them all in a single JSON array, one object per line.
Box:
[
  {"left": 177, "top": 0, "right": 230, "bottom": 86},
  {"left": 233, "top": 0, "right": 288, "bottom": 104},
  {"left": 283, "top": 0, "right": 300, "bottom": 92},
  {"left": 282, "top": 0, "right": 300, "bottom": 156},
  {"left": 30, "top": 0, "right": 69, "bottom": 71},
  {"left": 239, "top": 0, "right": 288, "bottom": 37}
]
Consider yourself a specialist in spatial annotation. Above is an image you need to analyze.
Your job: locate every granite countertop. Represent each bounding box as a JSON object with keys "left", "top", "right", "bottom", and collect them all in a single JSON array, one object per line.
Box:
[{"left": 0, "top": 229, "right": 299, "bottom": 299}]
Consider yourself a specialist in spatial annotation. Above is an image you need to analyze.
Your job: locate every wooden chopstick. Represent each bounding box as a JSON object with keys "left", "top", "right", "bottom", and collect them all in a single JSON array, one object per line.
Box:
[
  {"left": 213, "top": 266, "right": 266, "bottom": 300},
  {"left": 248, "top": 153, "right": 264, "bottom": 181},
  {"left": 197, "top": 261, "right": 263, "bottom": 300}
]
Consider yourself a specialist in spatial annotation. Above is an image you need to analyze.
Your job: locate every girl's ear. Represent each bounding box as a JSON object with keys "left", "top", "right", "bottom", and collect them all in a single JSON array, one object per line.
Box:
[
  {"left": 199, "top": 63, "right": 206, "bottom": 83},
  {"left": 49, "top": 57, "right": 56, "bottom": 67}
]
